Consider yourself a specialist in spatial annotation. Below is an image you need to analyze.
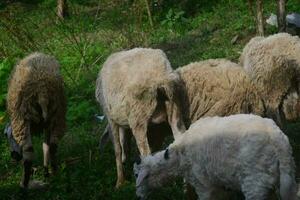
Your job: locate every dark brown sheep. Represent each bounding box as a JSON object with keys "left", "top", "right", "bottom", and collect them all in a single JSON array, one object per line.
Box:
[{"left": 6, "top": 52, "right": 66, "bottom": 189}]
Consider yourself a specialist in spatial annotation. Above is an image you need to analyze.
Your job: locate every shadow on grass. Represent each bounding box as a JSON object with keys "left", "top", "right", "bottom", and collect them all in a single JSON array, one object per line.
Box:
[{"left": 154, "top": 26, "right": 219, "bottom": 68}]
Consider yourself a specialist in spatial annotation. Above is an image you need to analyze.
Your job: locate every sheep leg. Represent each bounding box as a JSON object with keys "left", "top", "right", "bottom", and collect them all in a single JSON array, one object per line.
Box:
[
  {"left": 119, "top": 128, "right": 131, "bottom": 163},
  {"left": 20, "top": 127, "right": 34, "bottom": 188},
  {"left": 99, "top": 125, "right": 110, "bottom": 154},
  {"left": 42, "top": 142, "right": 50, "bottom": 177},
  {"left": 185, "top": 182, "right": 198, "bottom": 200},
  {"left": 49, "top": 143, "right": 58, "bottom": 174},
  {"left": 194, "top": 186, "right": 213, "bottom": 200},
  {"left": 188, "top": 179, "right": 214, "bottom": 200},
  {"left": 43, "top": 130, "right": 59, "bottom": 176},
  {"left": 131, "top": 124, "right": 151, "bottom": 156},
  {"left": 165, "top": 101, "right": 186, "bottom": 139},
  {"left": 111, "top": 122, "right": 125, "bottom": 188}
]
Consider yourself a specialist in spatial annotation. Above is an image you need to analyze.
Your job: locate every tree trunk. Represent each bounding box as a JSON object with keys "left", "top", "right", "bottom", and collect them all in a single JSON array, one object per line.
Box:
[
  {"left": 247, "top": 0, "right": 255, "bottom": 17},
  {"left": 144, "top": 0, "right": 154, "bottom": 28},
  {"left": 277, "top": 0, "right": 286, "bottom": 32},
  {"left": 57, "top": 0, "right": 68, "bottom": 20},
  {"left": 256, "top": 0, "right": 264, "bottom": 36}
]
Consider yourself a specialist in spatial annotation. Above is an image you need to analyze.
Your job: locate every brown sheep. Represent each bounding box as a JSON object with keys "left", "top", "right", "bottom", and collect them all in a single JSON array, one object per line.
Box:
[
  {"left": 240, "top": 33, "right": 300, "bottom": 128},
  {"left": 176, "top": 59, "right": 265, "bottom": 125},
  {"left": 6, "top": 52, "right": 66, "bottom": 189}
]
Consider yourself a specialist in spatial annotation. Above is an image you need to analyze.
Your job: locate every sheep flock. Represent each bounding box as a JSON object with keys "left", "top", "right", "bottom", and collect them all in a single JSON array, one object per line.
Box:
[{"left": 4, "top": 33, "right": 300, "bottom": 199}]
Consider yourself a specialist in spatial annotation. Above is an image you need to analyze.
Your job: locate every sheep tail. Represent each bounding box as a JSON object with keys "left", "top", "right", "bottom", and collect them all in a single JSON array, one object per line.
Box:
[{"left": 38, "top": 93, "right": 49, "bottom": 121}]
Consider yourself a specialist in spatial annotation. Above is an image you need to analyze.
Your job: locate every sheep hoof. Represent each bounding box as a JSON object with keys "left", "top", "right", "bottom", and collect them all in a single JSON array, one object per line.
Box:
[
  {"left": 20, "top": 180, "right": 48, "bottom": 190},
  {"left": 115, "top": 180, "right": 126, "bottom": 189}
]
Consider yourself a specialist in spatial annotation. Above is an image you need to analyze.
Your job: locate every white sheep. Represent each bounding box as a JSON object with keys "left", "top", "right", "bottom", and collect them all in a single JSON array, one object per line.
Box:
[
  {"left": 95, "top": 48, "right": 186, "bottom": 187},
  {"left": 134, "top": 114, "right": 297, "bottom": 200}
]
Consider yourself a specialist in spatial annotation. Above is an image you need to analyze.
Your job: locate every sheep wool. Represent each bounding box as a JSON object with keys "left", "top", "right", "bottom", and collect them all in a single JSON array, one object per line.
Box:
[
  {"left": 239, "top": 33, "right": 300, "bottom": 123},
  {"left": 7, "top": 52, "right": 66, "bottom": 145},
  {"left": 176, "top": 59, "right": 265, "bottom": 125},
  {"left": 135, "top": 114, "right": 297, "bottom": 200},
  {"left": 95, "top": 48, "right": 185, "bottom": 187},
  {"left": 6, "top": 52, "right": 66, "bottom": 188}
]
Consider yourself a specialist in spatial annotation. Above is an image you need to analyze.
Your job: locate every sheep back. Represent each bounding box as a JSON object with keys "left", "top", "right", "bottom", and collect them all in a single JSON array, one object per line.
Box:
[
  {"left": 176, "top": 59, "right": 264, "bottom": 123},
  {"left": 96, "top": 48, "right": 180, "bottom": 128},
  {"left": 171, "top": 114, "right": 295, "bottom": 197},
  {"left": 240, "top": 33, "right": 300, "bottom": 114}
]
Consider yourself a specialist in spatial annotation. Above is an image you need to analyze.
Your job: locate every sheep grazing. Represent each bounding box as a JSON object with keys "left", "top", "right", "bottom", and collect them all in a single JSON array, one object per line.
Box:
[
  {"left": 134, "top": 114, "right": 297, "bottom": 200},
  {"left": 239, "top": 33, "right": 300, "bottom": 127},
  {"left": 95, "top": 48, "right": 186, "bottom": 188},
  {"left": 176, "top": 59, "right": 265, "bottom": 125},
  {"left": 6, "top": 52, "right": 66, "bottom": 189}
]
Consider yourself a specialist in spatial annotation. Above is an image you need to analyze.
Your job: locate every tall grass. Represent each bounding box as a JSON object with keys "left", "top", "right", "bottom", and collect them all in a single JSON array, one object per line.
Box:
[{"left": 1, "top": 0, "right": 300, "bottom": 199}]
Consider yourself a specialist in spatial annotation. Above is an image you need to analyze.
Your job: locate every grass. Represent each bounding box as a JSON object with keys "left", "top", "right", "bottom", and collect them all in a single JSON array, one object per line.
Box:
[{"left": 1, "top": 0, "right": 300, "bottom": 199}]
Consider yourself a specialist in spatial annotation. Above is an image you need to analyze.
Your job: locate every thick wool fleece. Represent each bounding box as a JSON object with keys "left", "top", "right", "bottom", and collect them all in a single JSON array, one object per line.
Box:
[
  {"left": 96, "top": 48, "right": 181, "bottom": 130},
  {"left": 95, "top": 48, "right": 186, "bottom": 187},
  {"left": 176, "top": 59, "right": 265, "bottom": 125},
  {"left": 7, "top": 52, "right": 66, "bottom": 145},
  {"left": 136, "top": 114, "right": 297, "bottom": 200},
  {"left": 239, "top": 33, "right": 300, "bottom": 122}
]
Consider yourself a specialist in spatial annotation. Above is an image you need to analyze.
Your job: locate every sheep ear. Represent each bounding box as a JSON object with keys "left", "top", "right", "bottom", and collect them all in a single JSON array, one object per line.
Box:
[
  {"left": 164, "top": 149, "right": 169, "bottom": 160},
  {"left": 136, "top": 169, "right": 148, "bottom": 187}
]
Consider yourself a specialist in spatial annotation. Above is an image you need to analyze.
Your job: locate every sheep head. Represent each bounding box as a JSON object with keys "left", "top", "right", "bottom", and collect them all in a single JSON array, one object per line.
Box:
[
  {"left": 134, "top": 148, "right": 179, "bottom": 199},
  {"left": 4, "top": 123, "right": 22, "bottom": 161}
]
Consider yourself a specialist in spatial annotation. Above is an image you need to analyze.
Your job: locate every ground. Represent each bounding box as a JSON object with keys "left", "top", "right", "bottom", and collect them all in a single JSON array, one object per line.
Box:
[{"left": 0, "top": 0, "right": 300, "bottom": 199}]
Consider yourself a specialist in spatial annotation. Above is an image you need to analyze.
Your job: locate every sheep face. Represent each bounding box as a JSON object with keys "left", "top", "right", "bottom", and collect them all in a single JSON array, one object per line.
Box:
[
  {"left": 282, "top": 91, "right": 300, "bottom": 121},
  {"left": 4, "top": 123, "right": 22, "bottom": 161},
  {"left": 134, "top": 162, "right": 151, "bottom": 200},
  {"left": 134, "top": 149, "right": 178, "bottom": 199}
]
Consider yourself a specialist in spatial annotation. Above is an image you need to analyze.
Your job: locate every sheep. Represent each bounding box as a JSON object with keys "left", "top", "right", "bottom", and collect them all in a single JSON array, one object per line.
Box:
[
  {"left": 6, "top": 52, "right": 66, "bottom": 189},
  {"left": 134, "top": 114, "right": 298, "bottom": 200},
  {"left": 99, "top": 58, "right": 297, "bottom": 197},
  {"left": 239, "top": 33, "right": 300, "bottom": 128},
  {"left": 175, "top": 59, "right": 265, "bottom": 125},
  {"left": 95, "top": 48, "right": 186, "bottom": 188}
]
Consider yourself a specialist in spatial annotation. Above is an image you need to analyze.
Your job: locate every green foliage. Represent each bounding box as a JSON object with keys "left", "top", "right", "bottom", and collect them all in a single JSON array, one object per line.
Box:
[
  {"left": 0, "top": 59, "right": 11, "bottom": 109},
  {"left": 161, "top": 8, "right": 188, "bottom": 30},
  {"left": 1, "top": 0, "right": 300, "bottom": 199},
  {"left": 0, "top": 58, "right": 14, "bottom": 130}
]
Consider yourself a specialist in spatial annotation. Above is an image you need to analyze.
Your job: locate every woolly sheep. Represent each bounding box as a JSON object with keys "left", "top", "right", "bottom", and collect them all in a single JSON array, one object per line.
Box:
[
  {"left": 134, "top": 114, "right": 297, "bottom": 200},
  {"left": 176, "top": 59, "right": 265, "bottom": 125},
  {"left": 99, "top": 59, "right": 266, "bottom": 195},
  {"left": 95, "top": 48, "right": 186, "bottom": 188},
  {"left": 6, "top": 52, "right": 66, "bottom": 189},
  {"left": 239, "top": 33, "right": 300, "bottom": 127},
  {"left": 100, "top": 58, "right": 295, "bottom": 198}
]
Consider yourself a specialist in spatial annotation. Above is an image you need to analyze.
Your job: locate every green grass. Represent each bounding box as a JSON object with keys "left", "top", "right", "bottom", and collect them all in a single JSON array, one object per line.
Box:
[{"left": 1, "top": 0, "right": 300, "bottom": 199}]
